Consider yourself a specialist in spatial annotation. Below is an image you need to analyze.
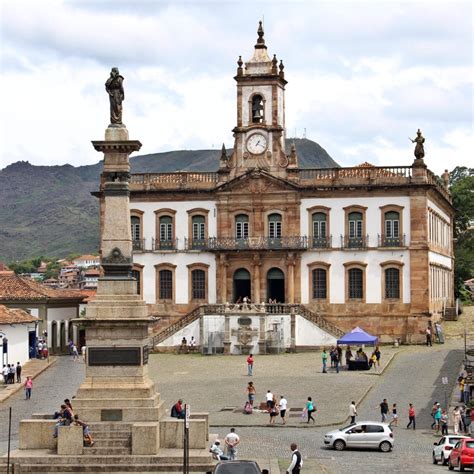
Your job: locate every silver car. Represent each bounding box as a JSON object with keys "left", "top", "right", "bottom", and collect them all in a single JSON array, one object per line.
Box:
[
  {"left": 324, "top": 421, "right": 394, "bottom": 452},
  {"left": 432, "top": 435, "right": 469, "bottom": 465}
]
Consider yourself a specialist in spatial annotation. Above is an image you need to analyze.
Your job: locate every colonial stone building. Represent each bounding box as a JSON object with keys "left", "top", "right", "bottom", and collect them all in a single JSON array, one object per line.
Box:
[{"left": 101, "top": 23, "right": 454, "bottom": 348}]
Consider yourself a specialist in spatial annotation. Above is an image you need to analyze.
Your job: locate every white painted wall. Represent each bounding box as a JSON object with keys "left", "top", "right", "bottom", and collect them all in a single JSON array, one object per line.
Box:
[
  {"left": 0, "top": 323, "right": 33, "bottom": 366},
  {"left": 428, "top": 252, "right": 452, "bottom": 269},
  {"left": 301, "top": 250, "right": 410, "bottom": 304},
  {"left": 131, "top": 200, "right": 217, "bottom": 251},
  {"left": 295, "top": 315, "right": 337, "bottom": 346},
  {"left": 156, "top": 319, "right": 200, "bottom": 347},
  {"left": 300, "top": 196, "right": 411, "bottom": 245},
  {"left": 134, "top": 252, "right": 217, "bottom": 305}
]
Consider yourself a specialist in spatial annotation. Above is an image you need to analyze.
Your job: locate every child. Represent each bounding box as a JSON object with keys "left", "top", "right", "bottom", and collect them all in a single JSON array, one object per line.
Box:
[
  {"left": 370, "top": 352, "right": 377, "bottom": 370},
  {"left": 74, "top": 414, "right": 94, "bottom": 446},
  {"left": 389, "top": 403, "right": 398, "bottom": 427}
]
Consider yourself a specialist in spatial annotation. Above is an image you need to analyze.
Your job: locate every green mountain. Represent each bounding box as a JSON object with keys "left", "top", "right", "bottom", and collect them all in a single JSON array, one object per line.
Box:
[{"left": 0, "top": 138, "right": 338, "bottom": 262}]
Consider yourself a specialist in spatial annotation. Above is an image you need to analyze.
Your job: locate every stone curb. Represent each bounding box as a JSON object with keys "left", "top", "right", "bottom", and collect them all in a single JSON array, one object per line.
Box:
[{"left": 0, "top": 357, "right": 57, "bottom": 404}]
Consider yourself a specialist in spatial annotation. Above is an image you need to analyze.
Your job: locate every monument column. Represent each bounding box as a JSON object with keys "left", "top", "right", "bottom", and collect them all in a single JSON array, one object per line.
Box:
[{"left": 73, "top": 68, "right": 163, "bottom": 423}]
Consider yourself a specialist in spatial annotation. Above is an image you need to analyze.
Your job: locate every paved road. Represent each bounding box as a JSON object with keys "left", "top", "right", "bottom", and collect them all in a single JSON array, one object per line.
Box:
[{"left": 0, "top": 356, "right": 84, "bottom": 454}]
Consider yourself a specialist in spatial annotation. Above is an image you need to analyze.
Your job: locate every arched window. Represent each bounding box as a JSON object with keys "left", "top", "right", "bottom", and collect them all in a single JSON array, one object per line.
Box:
[
  {"left": 159, "top": 269, "right": 173, "bottom": 300},
  {"left": 385, "top": 268, "right": 400, "bottom": 299},
  {"left": 191, "top": 215, "right": 206, "bottom": 250},
  {"left": 235, "top": 214, "right": 249, "bottom": 240},
  {"left": 348, "top": 268, "right": 363, "bottom": 300},
  {"left": 251, "top": 94, "right": 264, "bottom": 124},
  {"left": 268, "top": 213, "right": 282, "bottom": 239},
  {"left": 312, "top": 268, "right": 327, "bottom": 299},
  {"left": 348, "top": 212, "right": 363, "bottom": 238},
  {"left": 312, "top": 213, "right": 327, "bottom": 238},
  {"left": 191, "top": 269, "right": 206, "bottom": 300}
]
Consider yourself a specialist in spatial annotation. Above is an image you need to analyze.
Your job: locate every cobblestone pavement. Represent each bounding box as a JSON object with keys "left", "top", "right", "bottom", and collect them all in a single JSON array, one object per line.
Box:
[
  {"left": 148, "top": 347, "right": 399, "bottom": 427},
  {"left": 0, "top": 338, "right": 466, "bottom": 473},
  {"left": 0, "top": 356, "right": 84, "bottom": 454},
  {"left": 212, "top": 339, "right": 465, "bottom": 473}
]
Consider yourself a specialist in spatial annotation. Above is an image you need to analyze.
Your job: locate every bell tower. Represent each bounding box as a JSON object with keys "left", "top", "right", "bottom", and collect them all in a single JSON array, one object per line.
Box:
[{"left": 228, "top": 22, "right": 293, "bottom": 178}]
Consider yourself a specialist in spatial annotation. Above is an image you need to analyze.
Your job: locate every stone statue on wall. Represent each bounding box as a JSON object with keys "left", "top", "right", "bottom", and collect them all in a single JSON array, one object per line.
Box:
[
  {"left": 105, "top": 67, "right": 124, "bottom": 126},
  {"left": 409, "top": 129, "right": 425, "bottom": 160}
]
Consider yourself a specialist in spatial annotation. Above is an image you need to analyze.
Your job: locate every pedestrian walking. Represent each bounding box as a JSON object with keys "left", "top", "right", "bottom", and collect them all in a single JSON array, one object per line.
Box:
[
  {"left": 269, "top": 396, "right": 279, "bottom": 425},
  {"left": 16, "top": 362, "right": 22, "bottom": 383},
  {"left": 426, "top": 325, "right": 432, "bottom": 346},
  {"left": 246, "top": 354, "right": 254, "bottom": 376},
  {"left": 286, "top": 443, "right": 303, "bottom": 474},
  {"left": 434, "top": 405, "right": 442, "bottom": 434},
  {"left": 406, "top": 403, "right": 416, "bottom": 430},
  {"left": 224, "top": 428, "right": 240, "bottom": 460},
  {"left": 378, "top": 398, "right": 389, "bottom": 423},
  {"left": 306, "top": 397, "right": 316, "bottom": 424},
  {"left": 322, "top": 349, "right": 328, "bottom": 373},
  {"left": 388, "top": 403, "right": 399, "bottom": 427},
  {"left": 334, "top": 351, "right": 340, "bottom": 373},
  {"left": 247, "top": 381, "right": 256, "bottom": 406},
  {"left": 441, "top": 410, "right": 449, "bottom": 435},
  {"left": 72, "top": 344, "right": 79, "bottom": 361},
  {"left": 81, "top": 345, "right": 86, "bottom": 363},
  {"left": 374, "top": 346, "right": 381, "bottom": 368},
  {"left": 37, "top": 340, "right": 43, "bottom": 359},
  {"left": 463, "top": 408, "right": 472, "bottom": 434},
  {"left": 430, "top": 402, "right": 439, "bottom": 429},
  {"left": 279, "top": 395, "right": 288, "bottom": 425},
  {"left": 67, "top": 339, "right": 74, "bottom": 355},
  {"left": 349, "top": 401, "right": 357, "bottom": 424},
  {"left": 435, "top": 322, "right": 444, "bottom": 344},
  {"left": 24, "top": 376, "right": 33, "bottom": 400},
  {"left": 463, "top": 380, "right": 471, "bottom": 405},
  {"left": 453, "top": 406, "right": 462, "bottom": 435}
]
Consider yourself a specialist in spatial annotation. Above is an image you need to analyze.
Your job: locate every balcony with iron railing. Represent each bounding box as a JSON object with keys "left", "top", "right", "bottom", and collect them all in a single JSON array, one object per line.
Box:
[
  {"left": 184, "top": 236, "right": 308, "bottom": 251},
  {"left": 378, "top": 234, "right": 407, "bottom": 248},
  {"left": 152, "top": 238, "right": 179, "bottom": 251},
  {"left": 310, "top": 236, "right": 332, "bottom": 249},
  {"left": 132, "top": 239, "right": 146, "bottom": 252},
  {"left": 341, "top": 235, "right": 369, "bottom": 249}
]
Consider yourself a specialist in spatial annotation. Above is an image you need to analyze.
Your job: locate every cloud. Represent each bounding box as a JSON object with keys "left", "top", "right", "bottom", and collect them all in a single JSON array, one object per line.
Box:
[{"left": 0, "top": 0, "right": 472, "bottom": 175}]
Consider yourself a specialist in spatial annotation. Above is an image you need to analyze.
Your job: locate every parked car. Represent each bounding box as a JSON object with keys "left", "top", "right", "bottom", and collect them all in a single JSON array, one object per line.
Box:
[
  {"left": 449, "top": 438, "right": 474, "bottom": 471},
  {"left": 211, "top": 460, "right": 265, "bottom": 474},
  {"left": 324, "top": 421, "right": 393, "bottom": 452},
  {"left": 433, "top": 435, "right": 469, "bottom": 465}
]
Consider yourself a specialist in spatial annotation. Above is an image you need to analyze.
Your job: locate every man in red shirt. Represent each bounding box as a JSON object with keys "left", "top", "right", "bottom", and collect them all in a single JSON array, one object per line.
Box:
[{"left": 247, "top": 354, "right": 254, "bottom": 376}]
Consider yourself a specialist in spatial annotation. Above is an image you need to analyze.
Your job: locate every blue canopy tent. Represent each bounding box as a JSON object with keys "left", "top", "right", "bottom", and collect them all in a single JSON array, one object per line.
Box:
[{"left": 337, "top": 327, "right": 378, "bottom": 346}]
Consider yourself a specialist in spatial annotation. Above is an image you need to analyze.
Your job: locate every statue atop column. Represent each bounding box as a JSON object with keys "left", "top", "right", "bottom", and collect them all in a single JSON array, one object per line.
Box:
[
  {"left": 409, "top": 129, "right": 425, "bottom": 160},
  {"left": 105, "top": 67, "right": 124, "bottom": 126}
]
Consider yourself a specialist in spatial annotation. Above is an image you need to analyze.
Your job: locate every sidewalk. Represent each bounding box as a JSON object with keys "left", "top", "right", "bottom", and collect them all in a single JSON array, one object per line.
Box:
[{"left": 0, "top": 357, "right": 56, "bottom": 404}]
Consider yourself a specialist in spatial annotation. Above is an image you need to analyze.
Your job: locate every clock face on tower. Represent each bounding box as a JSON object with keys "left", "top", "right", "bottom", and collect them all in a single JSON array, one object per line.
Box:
[{"left": 246, "top": 133, "right": 268, "bottom": 155}]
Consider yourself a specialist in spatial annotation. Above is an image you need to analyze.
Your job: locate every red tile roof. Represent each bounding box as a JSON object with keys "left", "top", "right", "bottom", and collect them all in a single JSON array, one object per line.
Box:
[
  {"left": 0, "top": 274, "right": 85, "bottom": 302},
  {"left": 0, "top": 305, "right": 37, "bottom": 324}
]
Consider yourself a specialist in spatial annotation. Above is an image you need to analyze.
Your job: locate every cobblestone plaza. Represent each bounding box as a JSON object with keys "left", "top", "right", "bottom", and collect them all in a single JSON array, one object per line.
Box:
[{"left": 0, "top": 324, "right": 468, "bottom": 473}]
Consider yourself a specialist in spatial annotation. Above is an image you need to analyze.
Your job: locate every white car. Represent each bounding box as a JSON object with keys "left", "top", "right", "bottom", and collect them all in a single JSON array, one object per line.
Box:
[
  {"left": 324, "top": 421, "right": 394, "bottom": 452},
  {"left": 432, "top": 435, "right": 469, "bottom": 466}
]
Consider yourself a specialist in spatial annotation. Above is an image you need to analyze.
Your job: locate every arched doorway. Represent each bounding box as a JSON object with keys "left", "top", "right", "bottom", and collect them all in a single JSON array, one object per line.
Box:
[
  {"left": 233, "top": 268, "right": 251, "bottom": 303},
  {"left": 267, "top": 267, "right": 285, "bottom": 303}
]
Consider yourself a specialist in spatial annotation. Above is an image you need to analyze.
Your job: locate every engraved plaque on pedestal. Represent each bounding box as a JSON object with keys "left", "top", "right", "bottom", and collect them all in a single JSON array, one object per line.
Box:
[
  {"left": 88, "top": 347, "right": 141, "bottom": 366},
  {"left": 101, "top": 409, "right": 123, "bottom": 421}
]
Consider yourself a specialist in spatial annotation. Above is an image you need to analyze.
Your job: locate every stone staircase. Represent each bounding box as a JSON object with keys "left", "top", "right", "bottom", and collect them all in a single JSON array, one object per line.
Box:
[
  {"left": 444, "top": 306, "right": 458, "bottom": 321},
  {"left": 149, "top": 303, "right": 345, "bottom": 349}
]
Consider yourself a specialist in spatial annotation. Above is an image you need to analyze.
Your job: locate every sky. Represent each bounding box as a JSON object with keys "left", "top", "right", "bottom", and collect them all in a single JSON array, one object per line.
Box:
[{"left": 0, "top": 0, "right": 472, "bottom": 174}]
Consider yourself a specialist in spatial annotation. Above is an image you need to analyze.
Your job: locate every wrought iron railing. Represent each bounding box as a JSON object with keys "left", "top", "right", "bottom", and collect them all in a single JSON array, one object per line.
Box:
[
  {"left": 310, "top": 236, "right": 332, "bottom": 249},
  {"left": 132, "top": 239, "right": 145, "bottom": 251},
  {"left": 378, "top": 234, "right": 406, "bottom": 247},
  {"left": 206, "top": 236, "right": 308, "bottom": 251},
  {"left": 152, "top": 238, "right": 179, "bottom": 251},
  {"left": 341, "top": 235, "right": 369, "bottom": 249}
]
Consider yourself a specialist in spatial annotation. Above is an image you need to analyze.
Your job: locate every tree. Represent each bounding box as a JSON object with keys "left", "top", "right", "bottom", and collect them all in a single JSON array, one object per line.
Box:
[{"left": 450, "top": 167, "right": 474, "bottom": 299}]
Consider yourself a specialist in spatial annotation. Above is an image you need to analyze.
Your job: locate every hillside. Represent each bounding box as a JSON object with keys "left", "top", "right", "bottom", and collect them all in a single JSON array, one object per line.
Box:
[{"left": 0, "top": 138, "right": 338, "bottom": 262}]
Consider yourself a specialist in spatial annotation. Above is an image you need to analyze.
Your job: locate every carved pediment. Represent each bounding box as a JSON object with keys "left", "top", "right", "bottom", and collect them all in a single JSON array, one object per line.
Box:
[{"left": 216, "top": 169, "right": 299, "bottom": 194}]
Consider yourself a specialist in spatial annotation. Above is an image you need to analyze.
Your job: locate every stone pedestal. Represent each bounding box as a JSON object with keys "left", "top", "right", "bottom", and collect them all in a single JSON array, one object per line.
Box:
[{"left": 58, "top": 425, "right": 83, "bottom": 455}]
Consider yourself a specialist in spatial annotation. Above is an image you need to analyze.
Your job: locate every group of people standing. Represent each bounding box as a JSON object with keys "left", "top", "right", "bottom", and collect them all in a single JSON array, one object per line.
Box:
[
  {"left": 210, "top": 428, "right": 240, "bottom": 461},
  {"left": 322, "top": 345, "right": 381, "bottom": 372},
  {"left": 2, "top": 362, "right": 21, "bottom": 384}
]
